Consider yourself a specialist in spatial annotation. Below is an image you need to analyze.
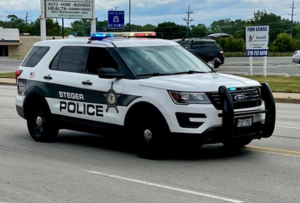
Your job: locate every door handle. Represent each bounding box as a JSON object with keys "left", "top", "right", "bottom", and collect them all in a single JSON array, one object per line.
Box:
[
  {"left": 43, "top": 75, "right": 52, "bottom": 80},
  {"left": 82, "top": 80, "right": 93, "bottom": 86}
]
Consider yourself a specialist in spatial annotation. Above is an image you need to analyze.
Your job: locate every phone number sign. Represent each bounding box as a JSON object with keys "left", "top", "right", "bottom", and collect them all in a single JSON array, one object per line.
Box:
[{"left": 246, "top": 26, "right": 269, "bottom": 57}]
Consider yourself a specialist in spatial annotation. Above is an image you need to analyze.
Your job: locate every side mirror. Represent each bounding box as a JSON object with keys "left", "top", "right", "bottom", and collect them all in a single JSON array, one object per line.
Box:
[
  {"left": 98, "top": 68, "right": 125, "bottom": 79},
  {"left": 213, "top": 58, "right": 222, "bottom": 69}
]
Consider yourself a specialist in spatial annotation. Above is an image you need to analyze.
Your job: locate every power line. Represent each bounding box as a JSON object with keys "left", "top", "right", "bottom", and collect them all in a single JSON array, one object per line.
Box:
[
  {"left": 288, "top": 1, "right": 296, "bottom": 36},
  {"left": 183, "top": 5, "right": 194, "bottom": 37}
]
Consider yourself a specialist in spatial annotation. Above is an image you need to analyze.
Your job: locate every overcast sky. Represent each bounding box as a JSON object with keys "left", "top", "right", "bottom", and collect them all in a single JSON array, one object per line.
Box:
[{"left": 0, "top": 0, "right": 297, "bottom": 27}]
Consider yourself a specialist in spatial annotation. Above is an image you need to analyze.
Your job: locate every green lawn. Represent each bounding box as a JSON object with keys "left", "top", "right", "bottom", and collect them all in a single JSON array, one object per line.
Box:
[
  {"left": 0, "top": 72, "right": 15, "bottom": 79},
  {"left": 242, "top": 76, "right": 300, "bottom": 93}
]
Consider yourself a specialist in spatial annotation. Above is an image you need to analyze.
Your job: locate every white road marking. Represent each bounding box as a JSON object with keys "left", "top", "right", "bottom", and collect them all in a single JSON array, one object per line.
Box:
[
  {"left": 86, "top": 170, "right": 243, "bottom": 203},
  {"left": 276, "top": 126, "right": 300, "bottom": 130}
]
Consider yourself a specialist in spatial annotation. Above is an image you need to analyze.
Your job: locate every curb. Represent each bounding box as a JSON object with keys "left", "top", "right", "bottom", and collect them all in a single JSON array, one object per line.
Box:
[
  {"left": 275, "top": 98, "right": 300, "bottom": 104},
  {"left": 1, "top": 81, "right": 300, "bottom": 104},
  {"left": 0, "top": 82, "right": 16, "bottom": 86}
]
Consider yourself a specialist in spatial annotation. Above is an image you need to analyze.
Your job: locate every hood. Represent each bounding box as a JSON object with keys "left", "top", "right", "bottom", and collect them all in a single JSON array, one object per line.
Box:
[{"left": 138, "top": 73, "right": 260, "bottom": 92}]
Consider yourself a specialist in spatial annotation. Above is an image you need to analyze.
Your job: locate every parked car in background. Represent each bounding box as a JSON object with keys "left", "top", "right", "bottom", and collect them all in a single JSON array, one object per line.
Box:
[
  {"left": 179, "top": 38, "right": 225, "bottom": 64},
  {"left": 292, "top": 51, "right": 300, "bottom": 64}
]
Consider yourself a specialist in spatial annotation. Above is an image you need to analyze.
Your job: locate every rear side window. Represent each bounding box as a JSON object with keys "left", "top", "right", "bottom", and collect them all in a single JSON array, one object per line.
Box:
[
  {"left": 192, "top": 41, "right": 218, "bottom": 49},
  {"left": 50, "top": 46, "right": 87, "bottom": 73},
  {"left": 21, "top": 46, "right": 50, "bottom": 67}
]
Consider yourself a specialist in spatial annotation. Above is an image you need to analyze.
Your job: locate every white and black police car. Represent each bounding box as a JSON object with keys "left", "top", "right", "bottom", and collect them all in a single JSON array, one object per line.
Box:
[{"left": 15, "top": 32, "right": 276, "bottom": 158}]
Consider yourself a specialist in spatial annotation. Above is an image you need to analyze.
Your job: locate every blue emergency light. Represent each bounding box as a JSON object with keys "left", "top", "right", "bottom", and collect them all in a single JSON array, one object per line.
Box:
[
  {"left": 229, "top": 87, "right": 237, "bottom": 91},
  {"left": 90, "top": 33, "right": 114, "bottom": 40}
]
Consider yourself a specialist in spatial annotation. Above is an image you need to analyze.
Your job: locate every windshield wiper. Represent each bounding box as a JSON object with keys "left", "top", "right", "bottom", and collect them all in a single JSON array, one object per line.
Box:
[
  {"left": 136, "top": 73, "right": 174, "bottom": 77},
  {"left": 174, "top": 70, "right": 211, "bottom": 75}
]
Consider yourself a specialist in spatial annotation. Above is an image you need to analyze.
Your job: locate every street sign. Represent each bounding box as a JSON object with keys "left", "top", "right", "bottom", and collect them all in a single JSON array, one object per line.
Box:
[
  {"left": 246, "top": 26, "right": 269, "bottom": 57},
  {"left": 108, "top": 11, "right": 125, "bottom": 29},
  {"left": 45, "top": 0, "right": 94, "bottom": 19}
]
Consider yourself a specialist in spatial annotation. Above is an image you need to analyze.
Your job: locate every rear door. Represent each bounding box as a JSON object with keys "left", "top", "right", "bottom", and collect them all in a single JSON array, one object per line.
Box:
[
  {"left": 191, "top": 41, "right": 220, "bottom": 62},
  {"left": 40, "top": 45, "right": 88, "bottom": 120}
]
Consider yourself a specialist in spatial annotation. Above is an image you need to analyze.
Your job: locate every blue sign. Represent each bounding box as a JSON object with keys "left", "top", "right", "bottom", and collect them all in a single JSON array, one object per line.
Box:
[
  {"left": 246, "top": 49, "right": 269, "bottom": 57},
  {"left": 108, "top": 11, "right": 125, "bottom": 29}
]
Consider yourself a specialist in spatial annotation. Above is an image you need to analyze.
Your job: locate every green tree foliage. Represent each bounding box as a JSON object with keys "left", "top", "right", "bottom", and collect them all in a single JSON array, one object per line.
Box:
[
  {"left": 190, "top": 24, "right": 208, "bottom": 38},
  {"left": 217, "top": 37, "right": 245, "bottom": 52},
  {"left": 155, "top": 21, "right": 186, "bottom": 39},
  {"left": 273, "top": 33, "right": 293, "bottom": 51}
]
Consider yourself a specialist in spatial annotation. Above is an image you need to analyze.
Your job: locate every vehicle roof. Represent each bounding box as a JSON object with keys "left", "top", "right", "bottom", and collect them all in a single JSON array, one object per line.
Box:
[{"left": 34, "top": 37, "right": 179, "bottom": 48}]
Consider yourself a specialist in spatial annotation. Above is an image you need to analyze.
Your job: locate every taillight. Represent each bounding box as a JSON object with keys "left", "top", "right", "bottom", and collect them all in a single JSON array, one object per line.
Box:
[
  {"left": 15, "top": 70, "right": 23, "bottom": 83},
  {"left": 220, "top": 51, "right": 224, "bottom": 55},
  {"left": 294, "top": 51, "right": 297, "bottom": 55}
]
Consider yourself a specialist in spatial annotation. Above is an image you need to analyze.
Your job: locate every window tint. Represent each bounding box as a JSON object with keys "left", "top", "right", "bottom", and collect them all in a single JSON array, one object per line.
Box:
[
  {"left": 22, "top": 46, "right": 50, "bottom": 67},
  {"left": 85, "top": 47, "right": 118, "bottom": 75},
  {"left": 52, "top": 47, "right": 87, "bottom": 73},
  {"left": 192, "top": 41, "right": 218, "bottom": 49}
]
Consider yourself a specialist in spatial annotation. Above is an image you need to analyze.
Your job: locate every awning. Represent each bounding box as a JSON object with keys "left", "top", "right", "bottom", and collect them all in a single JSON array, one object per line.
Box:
[
  {"left": 0, "top": 41, "right": 21, "bottom": 46},
  {"left": 0, "top": 28, "right": 20, "bottom": 45}
]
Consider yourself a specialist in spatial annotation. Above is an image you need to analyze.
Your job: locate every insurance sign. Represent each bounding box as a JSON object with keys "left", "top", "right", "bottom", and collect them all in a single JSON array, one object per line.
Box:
[
  {"left": 246, "top": 26, "right": 269, "bottom": 57},
  {"left": 45, "top": 0, "right": 94, "bottom": 19}
]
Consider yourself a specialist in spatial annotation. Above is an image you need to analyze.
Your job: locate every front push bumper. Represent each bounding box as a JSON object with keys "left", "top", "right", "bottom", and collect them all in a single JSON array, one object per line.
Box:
[{"left": 217, "top": 82, "right": 276, "bottom": 140}]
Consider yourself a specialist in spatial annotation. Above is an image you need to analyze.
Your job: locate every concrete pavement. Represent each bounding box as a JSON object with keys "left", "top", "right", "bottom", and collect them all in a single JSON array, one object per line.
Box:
[{"left": 1, "top": 85, "right": 300, "bottom": 203}]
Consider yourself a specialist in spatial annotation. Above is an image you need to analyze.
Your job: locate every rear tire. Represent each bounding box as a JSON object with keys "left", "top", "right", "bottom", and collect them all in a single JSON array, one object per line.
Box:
[
  {"left": 27, "top": 103, "right": 59, "bottom": 142},
  {"left": 222, "top": 138, "right": 252, "bottom": 149}
]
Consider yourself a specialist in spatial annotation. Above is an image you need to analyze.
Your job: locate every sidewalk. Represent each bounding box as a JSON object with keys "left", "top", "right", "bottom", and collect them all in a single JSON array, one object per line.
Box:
[{"left": 0, "top": 78, "right": 300, "bottom": 104}]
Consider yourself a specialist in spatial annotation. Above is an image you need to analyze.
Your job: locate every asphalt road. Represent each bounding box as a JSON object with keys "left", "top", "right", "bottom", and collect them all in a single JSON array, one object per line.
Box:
[
  {"left": 1, "top": 85, "right": 300, "bottom": 203},
  {"left": 0, "top": 58, "right": 21, "bottom": 73},
  {"left": 219, "top": 57, "right": 300, "bottom": 76}
]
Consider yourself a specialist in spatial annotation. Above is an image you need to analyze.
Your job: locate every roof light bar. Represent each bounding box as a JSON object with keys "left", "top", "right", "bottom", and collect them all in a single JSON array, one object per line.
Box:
[
  {"left": 89, "top": 32, "right": 156, "bottom": 41},
  {"left": 90, "top": 33, "right": 114, "bottom": 40}
]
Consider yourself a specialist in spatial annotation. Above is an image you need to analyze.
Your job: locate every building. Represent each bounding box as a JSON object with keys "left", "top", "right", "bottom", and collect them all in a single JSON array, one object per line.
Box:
[
  {"left": 0, "top": 27, "right": 64, "bottom": 60},
  {"left": 0, "top": 27, "right": 20, "bottom": 57}
]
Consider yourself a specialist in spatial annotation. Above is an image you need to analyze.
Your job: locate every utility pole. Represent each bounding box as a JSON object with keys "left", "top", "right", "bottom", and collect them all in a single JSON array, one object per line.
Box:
[
  {"left": 25, "top": 11, "right": 31, "bottom": 25},
  {"left": 183, "top": 5, "right": 194, "bottom": 37},
  {"left": 129, "top": 0, "right": 131, "bottom": 31},
  {"left": 288, "top": 1, "right": 296, "bottom": 36}
]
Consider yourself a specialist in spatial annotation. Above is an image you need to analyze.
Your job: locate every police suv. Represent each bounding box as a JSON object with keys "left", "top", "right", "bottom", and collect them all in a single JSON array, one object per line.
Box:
[{"left": 15, "top": 32, "right": 276, "bottom": 157}]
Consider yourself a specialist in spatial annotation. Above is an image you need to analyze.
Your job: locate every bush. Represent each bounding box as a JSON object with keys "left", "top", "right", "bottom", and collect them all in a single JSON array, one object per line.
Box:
[
  {"left": 273, "top": 33, "right": 293, "bottom": 51},
  {"left": 217, "top": 37, "right": 245, "bottom": 52}
]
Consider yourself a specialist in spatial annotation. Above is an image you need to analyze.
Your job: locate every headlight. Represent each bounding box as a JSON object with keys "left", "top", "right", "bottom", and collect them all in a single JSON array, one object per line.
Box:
[{"left": 168, "top": 91, "right": 211, "bottom": 105}]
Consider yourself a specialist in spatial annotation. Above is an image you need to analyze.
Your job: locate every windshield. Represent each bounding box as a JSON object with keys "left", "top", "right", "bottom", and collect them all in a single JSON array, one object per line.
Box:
[{"left": 117, "top": 45, "right": 213, "bottom": 76}]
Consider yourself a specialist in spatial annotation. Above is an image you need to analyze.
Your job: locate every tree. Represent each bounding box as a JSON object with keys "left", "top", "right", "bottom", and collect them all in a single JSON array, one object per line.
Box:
[
  {"left": 218, "top": 37, "right": 245, "bottom": 52},
  {"left": 273, "top": 33, "right": 293, "bottom": 51},
  {"left": 190, "top": 24, "right": 208, "bottom": 38},
  {"left": 155, "top": 22, "right": 186, "bottom": 39}
]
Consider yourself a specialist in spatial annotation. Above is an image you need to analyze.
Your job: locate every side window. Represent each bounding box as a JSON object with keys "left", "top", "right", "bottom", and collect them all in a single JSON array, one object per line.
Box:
[
  {"left": 22, "top": 46, "right": 50, "bottom": 67},
  {"left": 85, "top": 47, "right": 118, "bottom": 75},
  {"left": 180, "top": 41, "right": 190, "bottom": 48},
  {"left": 50, "top": 46, "right": 87, "bottom": 73},
  {"left": 203, "top": 41, "right": 218, "bottom": 48},
  {"left": 192, "top": 41, "right": 204, "bottom": 49}
]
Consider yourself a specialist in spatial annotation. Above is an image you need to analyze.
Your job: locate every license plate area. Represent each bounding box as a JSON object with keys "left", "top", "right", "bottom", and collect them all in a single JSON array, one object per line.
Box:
[{"left": 236, "top": 117, "right": 253, "bottom": 128}]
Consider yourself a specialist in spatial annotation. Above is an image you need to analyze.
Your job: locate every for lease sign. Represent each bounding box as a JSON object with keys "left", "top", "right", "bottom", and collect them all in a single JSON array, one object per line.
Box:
[
  {"left": 45, "top": 0, "right": 94, "bottom": 19},
  {"left": 246, "top": 26, "right": 269, "bottom": 57}
]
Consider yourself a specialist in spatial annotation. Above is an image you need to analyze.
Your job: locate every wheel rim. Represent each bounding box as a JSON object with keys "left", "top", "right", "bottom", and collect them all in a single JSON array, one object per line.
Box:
[
  {"left": 31, "top": 109, "right": 45, "bottom": 135},
  {"left": 143, "top": 129, "right": 153, "bottom": 142}
]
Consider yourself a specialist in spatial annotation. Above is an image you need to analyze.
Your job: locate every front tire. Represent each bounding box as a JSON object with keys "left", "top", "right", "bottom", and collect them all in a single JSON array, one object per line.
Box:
[
  {"left": 27, "top": 104, "right": 59, "bottom": 142},
  {"left": 222, "top": 138, "right": 252, "bottom": 149},
  {"left": 131, "top": 113, "right": 169, "bottom": 159}
]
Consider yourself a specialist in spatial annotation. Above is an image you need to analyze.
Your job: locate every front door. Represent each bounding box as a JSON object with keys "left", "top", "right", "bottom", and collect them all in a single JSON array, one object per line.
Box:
[{"left": 78, "top": 46, "right": 125, "bottom": 126}]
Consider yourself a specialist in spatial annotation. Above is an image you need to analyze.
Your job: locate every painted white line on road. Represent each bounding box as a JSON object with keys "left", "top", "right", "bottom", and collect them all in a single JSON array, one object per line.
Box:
[
  {"left": 276, "top": 126, "right": 300, "bottom": 130},
  {"left": 86, "top": 170, "right": 243, "bottom": 203}
]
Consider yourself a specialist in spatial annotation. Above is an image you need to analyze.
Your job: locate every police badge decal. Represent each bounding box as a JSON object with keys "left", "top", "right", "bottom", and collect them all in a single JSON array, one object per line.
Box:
[{"left": 105, "top": 82, "right": 120, "bottom": 113}]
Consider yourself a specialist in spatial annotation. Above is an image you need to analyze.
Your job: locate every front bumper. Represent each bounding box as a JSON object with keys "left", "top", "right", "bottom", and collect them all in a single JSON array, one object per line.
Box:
[{"left": 168, "top": 83, "right": 276, "bottom": 142}]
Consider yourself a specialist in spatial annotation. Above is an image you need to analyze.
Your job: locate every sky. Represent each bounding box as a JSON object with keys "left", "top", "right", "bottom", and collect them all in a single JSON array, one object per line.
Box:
[{"left": 0, "top": 0, "right": 297, "bottom": 27}]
